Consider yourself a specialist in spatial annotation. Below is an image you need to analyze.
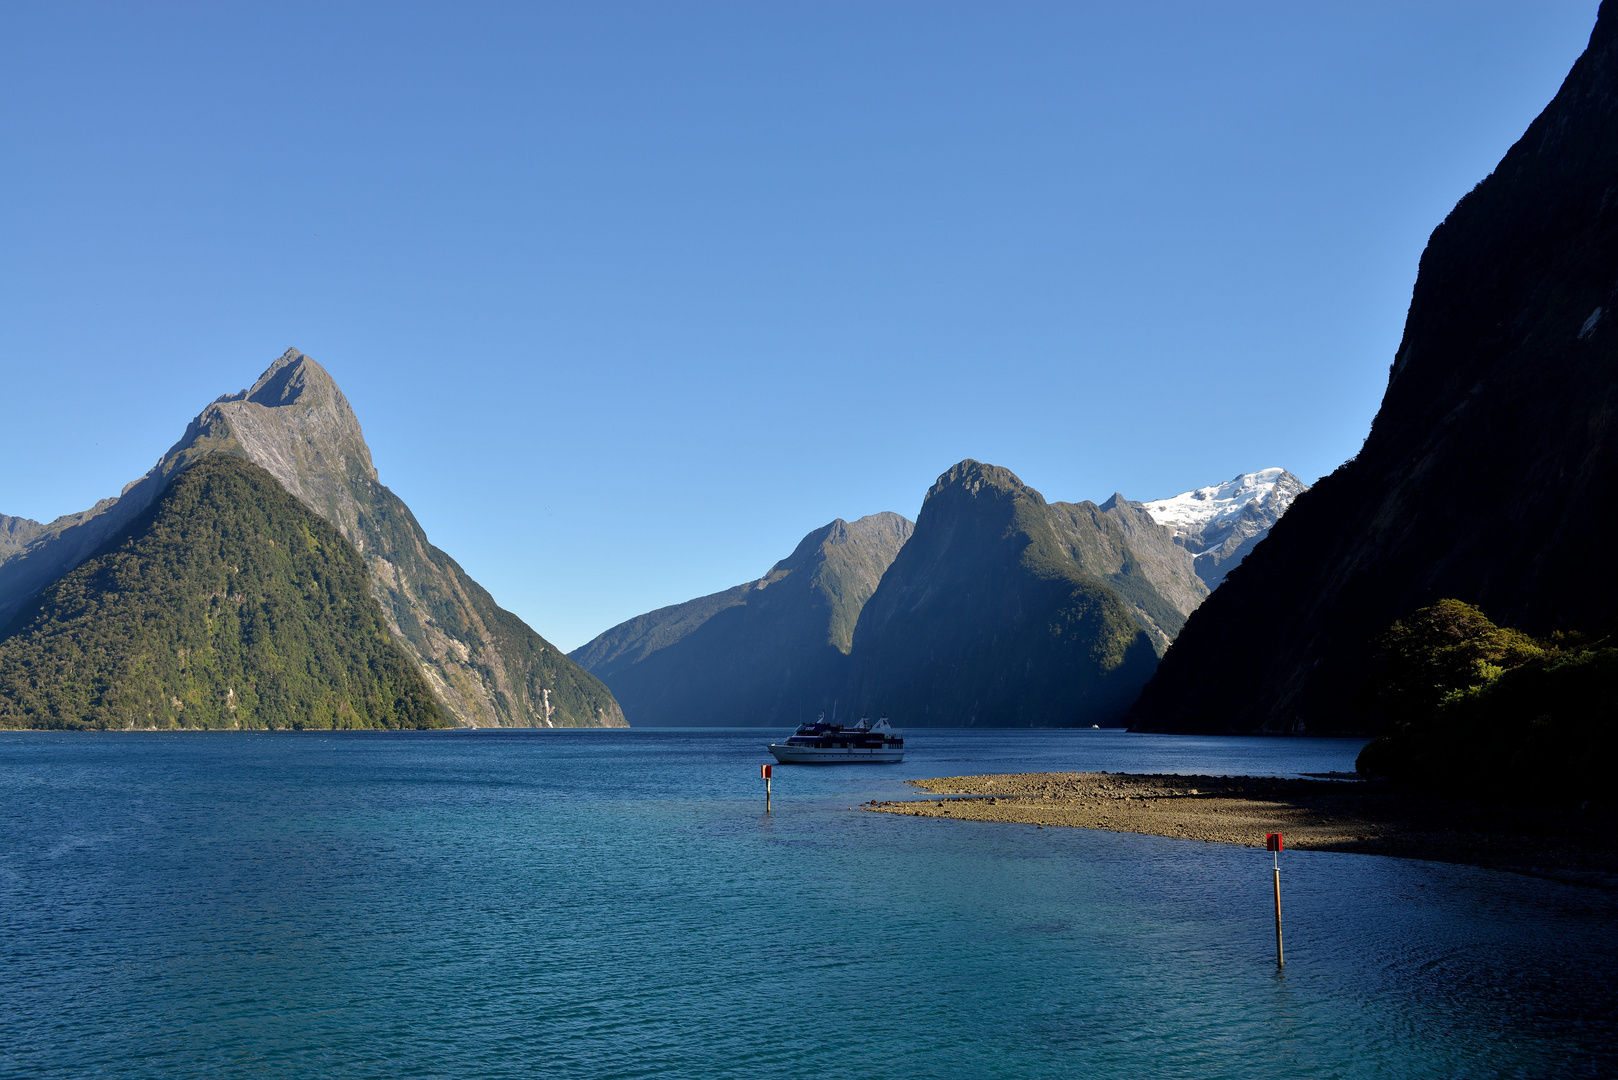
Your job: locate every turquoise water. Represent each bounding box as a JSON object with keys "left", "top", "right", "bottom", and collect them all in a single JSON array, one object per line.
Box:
[{"left": 1, "top": 728, "right": 1613, "bottom": 1078}]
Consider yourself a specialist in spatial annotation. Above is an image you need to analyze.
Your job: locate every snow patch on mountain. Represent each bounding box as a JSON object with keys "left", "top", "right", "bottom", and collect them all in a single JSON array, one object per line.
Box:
[
  {"left": 1140, "top": 469, "right": 1309, "bottom": 590},
  {"left": 1141, "top": 468, "right": 1296, "bottom": 537}
]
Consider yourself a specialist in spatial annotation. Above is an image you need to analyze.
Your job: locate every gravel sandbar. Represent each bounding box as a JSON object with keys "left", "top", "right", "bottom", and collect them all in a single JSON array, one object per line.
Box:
[{"left": 864, "top": 772, "right": 1616, "bottom": 884}]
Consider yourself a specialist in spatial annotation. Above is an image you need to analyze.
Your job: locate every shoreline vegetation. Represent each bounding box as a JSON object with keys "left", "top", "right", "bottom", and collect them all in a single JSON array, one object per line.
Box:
[
  {"left": 1352, "top": 600, "right": 1612, "bottom": 801},
  {"left": 865, "top": 771, "right": 1618, "bottom": 886}
]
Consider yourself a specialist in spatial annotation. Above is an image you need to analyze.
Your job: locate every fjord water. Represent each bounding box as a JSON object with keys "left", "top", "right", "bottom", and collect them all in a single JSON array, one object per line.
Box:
[{"left": 2, "top": 730, "right": 1613, "bottom": 1079}]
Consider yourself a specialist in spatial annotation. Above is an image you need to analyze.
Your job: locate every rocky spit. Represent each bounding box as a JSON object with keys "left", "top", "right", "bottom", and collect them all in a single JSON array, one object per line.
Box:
[{"left": 865, "top": 771, "right": 1617, "bottom": 885}]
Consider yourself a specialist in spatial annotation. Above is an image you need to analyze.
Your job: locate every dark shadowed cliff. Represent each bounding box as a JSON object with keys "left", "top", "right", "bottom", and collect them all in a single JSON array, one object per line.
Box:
[{"left": 1131, "top": 5, "right": 1618, "bottom": 734}]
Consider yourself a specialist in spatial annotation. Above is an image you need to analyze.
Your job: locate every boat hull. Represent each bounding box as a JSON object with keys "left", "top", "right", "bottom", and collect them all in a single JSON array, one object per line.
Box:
[{"left": 766, "top": 743, "right": 904, "bottom": 764}]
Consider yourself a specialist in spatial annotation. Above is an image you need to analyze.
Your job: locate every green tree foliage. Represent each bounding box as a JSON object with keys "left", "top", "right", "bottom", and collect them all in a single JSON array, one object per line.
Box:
[
  {"left": 1357, "top": 599, "right": 1547, "bottom": 722},
  {"left": 0, "top": 456, "right": 448, "bottom": 730},
  {"left": 1355, "top": 600, "right": 1614, "bottom": 802}
]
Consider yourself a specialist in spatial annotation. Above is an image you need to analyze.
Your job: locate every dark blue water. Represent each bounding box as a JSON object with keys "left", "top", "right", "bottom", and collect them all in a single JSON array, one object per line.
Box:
[{"left": 2, "top": 729, "right": 1614, "bottom": 1079}]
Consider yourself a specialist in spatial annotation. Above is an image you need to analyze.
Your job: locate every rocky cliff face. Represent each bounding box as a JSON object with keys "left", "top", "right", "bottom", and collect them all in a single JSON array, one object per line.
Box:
[
  {"left": 0, "top": 349, "right": 624, "bottom": 728},
  {"left": 571, "top": 512, "right": 913, "bottom": 725},
  {"left": 158, "top": 350, "right": 385, "bottom": 548},
  {"left": 1130, "top": 5, "right": 1618, "bottom": 734},
  {"left": 1139, "top": 469, "right": 1309, "bottom": 590},
  {"left": 844, "top": 461, "right": 1164, "bottom": 726}
]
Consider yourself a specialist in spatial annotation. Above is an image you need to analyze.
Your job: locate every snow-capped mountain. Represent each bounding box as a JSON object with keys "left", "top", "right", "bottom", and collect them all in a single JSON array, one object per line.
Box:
[{"left": 1140, "top": 468, "right": 1309, "bottom": 590}]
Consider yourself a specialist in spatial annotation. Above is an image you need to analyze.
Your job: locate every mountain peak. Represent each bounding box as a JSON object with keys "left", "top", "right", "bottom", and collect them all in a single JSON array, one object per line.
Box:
[
  {"left": 926, "top": 459, "right": 1039, "bottom": 504},
  {"left": 1140, "top": 469, "right": 1306, "bottom": 544},
  {"left": 1136, "top": 468, "right": 1310, "bottom": 590},
  {"left": 184, "top": 349, "right": 379, "bottom": 515},
  {"left": 212, "top": 349, "right": 321, "bottom": 405},
  {"left": 851, "top": 464, "right": 1161, "bottom": 726},
  {"left": 1097, "top": 493, "right": 1135, "bottom": 513},
  {"left": 245, "top": 348, "right": 330, "bottom": 408},
  {"left": 0, "top": 349, "right": 622, "bottom": 730}
]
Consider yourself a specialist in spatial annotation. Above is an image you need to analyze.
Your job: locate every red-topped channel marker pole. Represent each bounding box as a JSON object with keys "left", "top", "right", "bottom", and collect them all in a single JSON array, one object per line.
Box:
[
  {"left": 1266, "top": 832, "right": 1284, "bottom": 968},
  {"left": 761, "top": 763, "right": 773, "bottom": 812}
]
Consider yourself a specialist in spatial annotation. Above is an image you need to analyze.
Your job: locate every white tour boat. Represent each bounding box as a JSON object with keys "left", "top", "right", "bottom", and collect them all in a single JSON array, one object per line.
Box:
[{"left": 767, "top": 713, "right": 904, "bottom": 764}]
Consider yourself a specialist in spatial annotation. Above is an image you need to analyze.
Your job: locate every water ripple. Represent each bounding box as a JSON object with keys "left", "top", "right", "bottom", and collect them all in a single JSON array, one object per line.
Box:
[{"left": 0, "top": 728, "right": 1612, "bottom": 1079}]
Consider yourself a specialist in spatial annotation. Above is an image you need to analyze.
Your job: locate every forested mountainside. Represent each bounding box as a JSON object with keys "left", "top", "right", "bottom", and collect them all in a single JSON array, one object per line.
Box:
[
  {"left": 843, "top": 461, "right": 1165, "bottom": 727},
  {"left": 0, "top": 456, "right": 446, "bottom": 731}
]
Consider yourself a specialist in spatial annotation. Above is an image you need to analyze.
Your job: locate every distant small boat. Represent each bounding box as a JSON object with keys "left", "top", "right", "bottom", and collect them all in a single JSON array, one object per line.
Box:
[
  {"left": 1090, "top": 724, "right": 1100, "bottom": 729},
  {"left": 767, "top": 712, "right": 904, "bottom": 764}
]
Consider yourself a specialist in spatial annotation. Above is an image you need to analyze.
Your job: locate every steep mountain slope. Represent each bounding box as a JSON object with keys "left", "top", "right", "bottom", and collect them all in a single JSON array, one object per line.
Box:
[
  {"left": 571, "top": 513, "right": 913, "bottom": 725},
  {"left": 0, "top": 516, "right": 47, "bottom": 561},
  {"left": 0, "top": 456, "right": 446, "bottom": 730},
  {"left": 844, "top": 461, "right": 1162, "bottom": 726},
  {"left": 0, "top": 493, "right": 161, "bottom": 629},
  {"left": 1130, "top": 6, "right": 1618, "bottom": 734},
  {"left": 1, "top": 349, "right": 623, "bottom": 728},
  {"left": 1140, "top": 469, "right": 1309, "bottom": 589},
  {"left": 1055, "top": 494, "right": 1208, "bottom": 651}
]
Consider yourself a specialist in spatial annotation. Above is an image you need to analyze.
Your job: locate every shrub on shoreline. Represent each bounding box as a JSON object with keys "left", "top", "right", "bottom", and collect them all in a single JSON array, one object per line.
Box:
[{"left": 1354, "top": 600, "right": 1613, "bottom": 803}]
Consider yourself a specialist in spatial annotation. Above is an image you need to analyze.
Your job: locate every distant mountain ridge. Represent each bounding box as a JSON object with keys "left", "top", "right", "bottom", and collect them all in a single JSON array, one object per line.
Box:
[
  {"left": 0, "top": 515, "right": 47, "bottom": 561},
  {"left": 570, "top": 512, "right": 913, "bottom": 725},
  {"left": 574, "top": 458, "right": 1296, "bottom": 727},
  {"left": 0, "top": 349, "right": 623, "bottom": 729},
  {"left": 0, "top": 488, "right": 165, "bottom": 631}
]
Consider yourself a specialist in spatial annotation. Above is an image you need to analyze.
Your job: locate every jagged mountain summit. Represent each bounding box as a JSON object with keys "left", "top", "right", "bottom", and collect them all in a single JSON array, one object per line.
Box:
[
  {"left": 0, "top": 349, "right": 623, "bottom": 729},
  {"left": 1130, "top": 4, "right": 1618, "bottom": 735},
  {"left": 571, "top": 512, "right": 913, "bottom": 725},
  {"left": 1139, "top": 469, "right": 1309, "bottom": 589}
]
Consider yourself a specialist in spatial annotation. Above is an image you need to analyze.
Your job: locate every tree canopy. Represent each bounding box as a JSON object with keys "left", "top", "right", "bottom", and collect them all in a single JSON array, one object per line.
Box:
[{"left": 1355, "top": 600, "right": 1613, "bottom": 803}]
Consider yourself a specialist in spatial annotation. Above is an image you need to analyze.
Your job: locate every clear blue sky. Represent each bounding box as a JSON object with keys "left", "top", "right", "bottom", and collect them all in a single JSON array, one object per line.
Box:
[{"left": 0, "top": 2, "right": 1600, "bottom": 650}]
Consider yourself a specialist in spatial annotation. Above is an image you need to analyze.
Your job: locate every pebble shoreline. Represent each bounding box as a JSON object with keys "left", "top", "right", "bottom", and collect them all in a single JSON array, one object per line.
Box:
[{"left": 864, "top": 771, "right": 1618, "bottom": 885}]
